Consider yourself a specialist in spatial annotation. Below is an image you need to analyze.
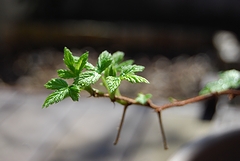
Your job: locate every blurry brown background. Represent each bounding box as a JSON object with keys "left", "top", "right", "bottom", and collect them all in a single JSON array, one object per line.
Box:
[
  {"left": 1, "top": 0, "right": 240, "bottom": 92},
  {"left": 1, "top": 1, "right": 240, "bottom": 161}
]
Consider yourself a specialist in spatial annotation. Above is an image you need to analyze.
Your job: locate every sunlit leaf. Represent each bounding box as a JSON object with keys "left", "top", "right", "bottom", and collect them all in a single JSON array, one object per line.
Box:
[
  {"left": 74, "top": 71, "right": 101, "bottom": 87},
  {"left": 85, "top": 62, "right": 96, "bottom": 71},
  {"left": 97, "top": 51, "right": 112, "bottom": 73},
  {"left": 118, "top": 60, "right": 134, "bottom": 67},
  {"left": 75, "top": 52, "right": 88, "bottom": 74},
  {"left": 200, "top": 69, "right": 240, "bottom": 95},
  {"left": 69, "top": 85, "right": 80, "bottom": 101},
  {"left": 112, "top": 51, "right": 124, "bottom": 64},
  {"left": 106, "top": 76, "right": 121, "bottom": 93},
  {"left": 135, "top": 93, "right": 152, "bottom": 105},
  {"left": 104, "top": 65, "right": 117, "bottom": 77},
  {"left": 123, "top": 74, "right": 149, "bottom": 84},
  {"left": 57, "top": 69, "right": 76, "bottom": 79},
  {"left": 44, "top": 78, "right": 68, "bottom": 90},
  {"left": 63, "top": 47, "right": 75, "bottom": 73},
  {"left": 42, "top": 88, "right": 69, "bottom": 108},
  {"left": 121, "top": 65, "right": 145, "bottom": 75}
]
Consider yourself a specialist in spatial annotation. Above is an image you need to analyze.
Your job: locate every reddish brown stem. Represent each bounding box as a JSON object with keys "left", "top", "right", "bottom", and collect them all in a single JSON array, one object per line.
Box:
[
  {"left": 91, "top": 89, "right": 240, "bottom": 147},
  {"left": 157, "top": 111, "right": 168, "bottom": 150},
  {"left": 156, "top": 89, "right": 240, "bottom": 111},
  {"left": 114, "top": 105, "right": 128, "bottom": 145},
  {"left": 93, "top": 89, "right": 240, "bottom": 112}
]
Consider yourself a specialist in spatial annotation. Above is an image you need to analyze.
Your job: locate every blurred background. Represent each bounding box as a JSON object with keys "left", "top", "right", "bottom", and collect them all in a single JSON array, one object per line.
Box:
[
  {"left": 1, "top": 0, "right": 240, "bottom": 88},
  {"left": 1, "top": 0, "right": 240, "bottom": 161}
]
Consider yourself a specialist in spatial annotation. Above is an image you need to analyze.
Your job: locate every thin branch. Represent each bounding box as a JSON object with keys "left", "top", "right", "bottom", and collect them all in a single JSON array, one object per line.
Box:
[
  {"left": 90, "top": 89, "right": 240, "bottom": 148},
  {"left": 156, "top": 89, "right": 240, "bottom": 111},
  {"left": 114, "top": 105, "right": 129, "bottom": 145},
  {"left": 157, "top": 111, "right": 168, "bottom": 150},
  {"left": 92, "top": 89, "right": 240, "bottom": 112}
]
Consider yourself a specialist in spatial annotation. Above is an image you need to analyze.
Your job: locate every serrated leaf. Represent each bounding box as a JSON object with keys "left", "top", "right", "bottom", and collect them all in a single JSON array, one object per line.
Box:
[
  {"left": 118, "top": 60, "right": 134, "bottom": 67},
  {"left": 116, "top": 60, "right": 134, "bottom": 71},
  {"left": 75, "top": 52, "right": 88, "bottom": 74},
  {"left": 121, "top": 65, "right": 145, "bottom": 75},
  {"left": 97, "top": 51, "right": 112, "bottom": 73},
  {"left": 112, "top": 51, "right": 124, "bottom": 64},
  {"left": 44, "top": 78, "right": 68, "bottom": 90},
  {"left": 85, "top": 62, "right": 96, "bottom": 71},
  {"left": 57, "top": 69, "right": 76, "bottom": 79},
  {"left": 42, "top": 88, "right": 69, "bottom": 108},
  {"left": 123, "top": 74, "right": 149, "bottom": 84},
  {"left": 106, "top": 76, "right": 121, "bottom": 93},
  {"left": 69, "top": 85, "right": 80, "bottom": 101},
  {"left": 135, "top": 93, "right": 152, "bottom": 105},
  {"left": 199, "top": 69, "right": 240, "bottom": 95},
  {"left": 63, "top": 47, "right": 75, "bottom": 73},
  {"left": 73, "top": 56, "right": 80, "bottom": 62},
  {"left": 104, "top": 65, "right": 117, "bottom": 77},
  {"left": 74, "top": 71, "right": 101, "bottom": 87}
]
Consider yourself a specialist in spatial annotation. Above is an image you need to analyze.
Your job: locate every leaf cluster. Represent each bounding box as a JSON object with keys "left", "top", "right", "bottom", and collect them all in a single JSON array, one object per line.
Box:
[
  {"left": 42, "top": 48, "right": 240, "bottom": 149},
  {"left": 43, "top": 47, "right": 150, "bottom": 108},
  {"left": 200, "top": 69, "right": 240, "bottom": 95}
]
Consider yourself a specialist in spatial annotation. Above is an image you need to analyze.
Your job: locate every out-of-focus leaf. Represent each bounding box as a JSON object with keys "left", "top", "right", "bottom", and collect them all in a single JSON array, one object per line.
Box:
[
  {"left": 200, "top": 69, "right": 240, "bottom": 95},
  {"left": 135, "top": 93, "right": 152, "bottom": 105}
]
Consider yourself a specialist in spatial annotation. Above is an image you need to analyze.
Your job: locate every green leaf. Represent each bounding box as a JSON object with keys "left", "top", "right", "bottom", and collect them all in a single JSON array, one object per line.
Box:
[
  {"left": 106, "top": 76, "right": 121, "bottom": 93},
  {"left": 199, "top": 81, "right": 224, "bottom": 95},
  {"left": 69, "top": 85, "right": 80, "bottom": 101},
  {"left": 123, "top": 74, "right": 149, "bottom": 84},
  {"left": 135, "top": 93, "right": 152, "bottom": 105},
  {"left": 63, "top": 47, "right": 75, "bottom": 73},
  {"left": 219, "top": 69, "right": 240, "bottom": 88},
  {"left": 44, "top": 78, "right": 68, "bottom": 90},
  {"left": 73, "top": 56, "right": 80, "bottom": 62},
  {"left": 118, "top": 60, "right": 134, "bottom": 67},
  {"left": 74, "top": 71, "right": 101, "bottom": 87},
  {"left": 199, "top": 69, "right": 240, "bottom": 95},
  {"left": 112, "top": 51, "right": 124, "bottom": 64},
  {"left": 104, "top": 65, "right": 117, "bottom": 77},
  {"left": 57, "top": 69, "right": 76, "bottom": 79},
  {"left": 85, "top": 62, "right": 96, "bottom": 71},
  {"left": 116, "top": 60, "right": 134, "bottom": 72},
  {"left": 97, "top": 50, "right": 112, "bottom": 73},
  {"left": 42, "top": 87, "right": 69, "bottom": 108},
  {"left": 75, "top": 52, "right": 88, "bottom": 74},
  {"left": 121, "top": 65, "right": 145, "bottom": 75}
]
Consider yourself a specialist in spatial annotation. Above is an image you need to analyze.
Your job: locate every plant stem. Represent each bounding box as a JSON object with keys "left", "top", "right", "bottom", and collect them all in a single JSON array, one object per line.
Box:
[
  {"left": 157, "top": 111, "right": 168, "bottom": 150},
  {"left": 93, "top": 89, "right": 240, "bottom": 111},
  {"left": 91, "top": 89, "right": 240, "bottom": 148},
  {"left": 114, "top": 105, "right": 128, "bottom": 145}
]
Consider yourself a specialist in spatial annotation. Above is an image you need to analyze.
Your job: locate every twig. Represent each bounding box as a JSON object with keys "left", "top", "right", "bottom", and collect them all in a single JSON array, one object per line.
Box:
[
  {"left": 156, "top": 89, "right": 240, "bottom": 111},
  {"left": 157, "top": 111, "right": 168, "bottom": 150},
  {"left": 114, "top": 105, "right": 128, "bottom": 145},
  {"left": 92, "top": 89, "right": 240, "bottom": 111},
  {"left": 91, "top": 89, "right": 240, "bottom": 148}
]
